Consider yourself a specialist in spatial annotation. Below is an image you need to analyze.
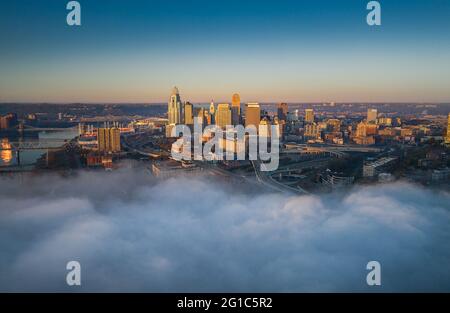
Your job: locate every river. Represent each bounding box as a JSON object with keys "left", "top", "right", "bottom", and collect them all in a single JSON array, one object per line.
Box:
[{"left": 0, "top": 129, "right": 78, "bottom": 167}]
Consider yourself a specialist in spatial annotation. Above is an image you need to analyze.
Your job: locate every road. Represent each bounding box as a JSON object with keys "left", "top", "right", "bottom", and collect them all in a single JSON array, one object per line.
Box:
[{"left": 251, "top": 158, "right": 331, "bottom": 195}]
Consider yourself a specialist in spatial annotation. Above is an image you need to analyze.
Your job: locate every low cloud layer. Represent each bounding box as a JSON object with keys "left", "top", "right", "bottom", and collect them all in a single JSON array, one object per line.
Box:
[{"left": 0, "top": 164, "right": 449, "bottom": 292}]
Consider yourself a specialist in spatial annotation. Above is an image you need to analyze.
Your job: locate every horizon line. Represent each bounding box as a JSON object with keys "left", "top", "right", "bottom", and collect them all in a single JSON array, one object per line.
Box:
[{"left": 1, "top": 101, "right": 450, "bottom": 105}]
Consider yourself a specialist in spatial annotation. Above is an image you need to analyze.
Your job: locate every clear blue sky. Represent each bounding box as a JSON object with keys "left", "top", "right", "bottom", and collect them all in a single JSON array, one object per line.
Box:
[{"left": 1, "top": 0, "right": 449, "bottom": 103}]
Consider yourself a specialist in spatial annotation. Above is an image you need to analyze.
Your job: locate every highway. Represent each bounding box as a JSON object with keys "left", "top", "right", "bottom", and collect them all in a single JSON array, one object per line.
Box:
[
  {"left": 251, "top": 158, "right": 332, "bottom": 195},
  {"left": 123, "top": 133, "right": 339, "bottom": 195}
]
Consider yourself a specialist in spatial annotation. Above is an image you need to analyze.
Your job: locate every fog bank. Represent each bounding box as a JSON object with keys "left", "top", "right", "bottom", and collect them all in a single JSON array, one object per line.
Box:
[{"left": 0, "top": 167, "right": 449, "bottom": 292}]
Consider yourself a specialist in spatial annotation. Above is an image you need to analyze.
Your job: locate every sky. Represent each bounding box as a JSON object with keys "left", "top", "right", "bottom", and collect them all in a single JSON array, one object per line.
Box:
[
  {"left": 0, "top": 0, "right": 450, "bottom": 103},
  {"left": 1, "top": 166, "right": 450, "bottom": 292}
]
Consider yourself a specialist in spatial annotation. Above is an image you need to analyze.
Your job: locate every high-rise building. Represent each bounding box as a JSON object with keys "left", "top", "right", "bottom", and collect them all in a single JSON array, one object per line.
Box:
[
  {"left": 231, "top": 106, "right": 240, "bottom": 126},
  {"left": 304, "top": 123, "right": 320, "bottom": 139},
  {"left": 184, "top": 101, "right": 193, "bottom": 125},
  {"left": 216, "top": 103, "right": 232, "bottom": 129},
  {"left": 209, "top": 101, "right": 215, "bottom": 115},
  {"left": 203, "top": 110, "right": 211, "bottom": 126},
  {"left": 194, "top": 107, "right": 205, "bottom": 126},
  {"left": 353, "top": 121, "right": 377, "bottom": 145},
  {"left": 168, "top": 86, "right": 182, "bottom": 124},
  {"left": 367, "top": 108, "right": 378, "bottom": 124},
  {"left": 273, "top": 117, "right": 283, "bottom": 139},
  {"left": 231, "top": 93, "right": 241, "bottom": 125},
  {"left": 326, "top": 119, "right": 341, "bottom": 132},
  {"left": 305, "top": 109, "right": 314, "bottom": 124},
  {"left": 245, "top": 103, "right": 261, "bottom": 128},
  {"left": 259, "top": 118, "right": 270, "bottom": 138},
  {"left": 209, "top": 100, "right": 215, "bottom": 124},
  {"left": 98, "top": 127, "right": 121, "bottom": 153},
  {"left": 446, "top": 113, "right": 450, "bottom": 144},
  {"left": 356, "top": 121, "right": 377, "bottom": 137},
  {"left": 277, "top": 103, "right": 288, "bottom": 121}
]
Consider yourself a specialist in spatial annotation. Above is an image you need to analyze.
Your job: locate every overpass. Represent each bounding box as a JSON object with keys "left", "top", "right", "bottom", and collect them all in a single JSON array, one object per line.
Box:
[
  {"left": 283, "top": 143, "right": 382, "bottom": 156},
  {"left": 251, "top": 159, "right": 311, "bottom": 194},
  {"left": 282, "top": 146, "right": 348, "bottom": 158}
]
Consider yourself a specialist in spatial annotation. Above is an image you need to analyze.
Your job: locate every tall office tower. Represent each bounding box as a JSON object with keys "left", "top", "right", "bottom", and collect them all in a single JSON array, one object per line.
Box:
[
  {"left": 168, "top": 86, "right": 182, "bottom": 124},
  {"left": 259, "top": 118, "right": 270, "bottom": 138},
  {"left": 209, "top": 100, "right": 215, "bottom": 115},
  {"left": 194, "top": 107, "right": 205, "bottom": 125},
  {"left": 273, "top": 116, "right": 283, "bottom": 139},
  {"left": 277, "top": 103, "right": 288, "bottom": 121},
  {"left": 231, "top": 93, "right": 241, "bottom": 124},
  {"left": 98, "top": 127, "right": 121, "bottom": 153},
  {"left": 231, "top": 106, "right": 240, "bottom": 125},
  {"left": 305, "top": 108, "right": 314, "bottom": 123},
  {"left": 184, "top": 101, "right": 194, "bottom": 125},
  {"left": 204, "top": 110, "right": 211, "bottom": 125},
  {"left": 216, "top": 103, "right": 232, "bottom": 129},
  {"left": 245, "top": 103, "right": 261, "bottom": 128},
  {"left": 209, "top": 100, "right": 215, "bottom": 124},
  {"left": 304, "top": 123, "right": 320, "bottom": 139},
  {"left": 367, "top": 108, "right": 378, "bottom": 124},
  {"left": 446, "top": 113, "right": 450, "bottom": 144}
]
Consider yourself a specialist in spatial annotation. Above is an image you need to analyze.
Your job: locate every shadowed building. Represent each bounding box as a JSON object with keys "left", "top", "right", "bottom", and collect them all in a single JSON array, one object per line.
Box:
[
  {"left": 231, "top": 93, "right": 241, "bottom": 125},
  {"left": 277, "top": 103, "right": 288, "bottom": 121}
]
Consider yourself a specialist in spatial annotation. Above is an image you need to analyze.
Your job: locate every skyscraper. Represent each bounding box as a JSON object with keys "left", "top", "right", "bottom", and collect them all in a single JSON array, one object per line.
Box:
[
  {"left": 194, "top": 107, "right": 205, "bottom": 126},
  {"left": 367, "top": 108, "right": 378, "bottom": 124},
  {"left": 168, "top": 86, "right": 182, "bottom": 124},
  {"left": 259, "top": 118, "right": 270, "bottom": 138},
  {"left": 231, "top": 93, "right": 241, "bottom": 125},
  {"left": 98, "top": 127, "right": 121, "bottom": 153},
  {"left": 184, "top": 101, "right": 193, "bottom": 125},
  {"left": 304, "top": 123, "right": 320, "bottom": 140},
  {"left": 209, "top": 100, "right": 215, "bottom": 125},
  {"left": 446, "top": 113, "right": 450, "bottom": 145},
  {"left": 305, "top": 109, "right": 314, "bottom": 124},
  {"left": 245, "top": 103, "right": 261, "bottom": 128},
  {"left": 216, "top": 103, "right": 232, "bottom": 129},
  {"left": 203, "top": 110, "right": 211, "bottom": 125},
  {"left": 277, "top": 103, "right": 288, "bottom": 121}
]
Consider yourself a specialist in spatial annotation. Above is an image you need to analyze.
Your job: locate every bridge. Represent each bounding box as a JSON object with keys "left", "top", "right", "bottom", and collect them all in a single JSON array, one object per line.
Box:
[
  {"left": 0, "top": 140, "right": 69, "bottom": 151},
  {"left": 251, "top": 159, "right": 312, "bottom": 194},
  {"left": 20, "top": 125, "right": 78, "bottom": 132},
  {"left": 281, "top": 147, "right": 348, "bottom": 159},
  {"left": 282, "top": 143, "right": 384, "bottom": 158}
]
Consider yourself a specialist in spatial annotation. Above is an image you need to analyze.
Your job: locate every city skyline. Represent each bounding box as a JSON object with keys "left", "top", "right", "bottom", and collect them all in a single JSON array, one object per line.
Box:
[
  {"left": 1, "top": 0, "right": 450, "bottom": 298},
  {"left": 1, "top": 0, "right": 450, "bottom": 103}
]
